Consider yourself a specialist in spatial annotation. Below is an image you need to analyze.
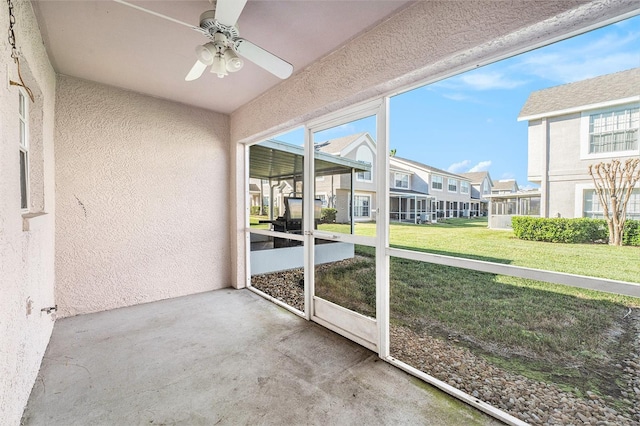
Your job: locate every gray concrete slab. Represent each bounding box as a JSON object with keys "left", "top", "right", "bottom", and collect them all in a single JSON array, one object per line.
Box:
[{"left": 22, "top": 289, "right": 501, "bottom": 425}]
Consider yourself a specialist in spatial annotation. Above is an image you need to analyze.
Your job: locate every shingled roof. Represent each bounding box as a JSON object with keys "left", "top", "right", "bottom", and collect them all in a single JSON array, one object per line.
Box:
[
  {"left": 315, "top": 132, "right": 368, "bottom": 154},
  {"left": 391, "top": 156, "right": 470, "bottom": 181},
  {"left": 460, "top": 171, "right": 491, "bottom": 185},
  {"left": 518, "top": 67, "right": 639, "bottom": 120}
]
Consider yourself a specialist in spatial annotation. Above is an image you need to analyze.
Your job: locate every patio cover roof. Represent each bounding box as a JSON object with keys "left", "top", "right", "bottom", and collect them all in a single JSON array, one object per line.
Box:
[{"left": 250, "top": 140, "right": 371, "bottom": 181}]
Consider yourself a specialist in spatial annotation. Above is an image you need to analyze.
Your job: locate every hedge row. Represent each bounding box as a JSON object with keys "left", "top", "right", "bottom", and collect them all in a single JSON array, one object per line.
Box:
[{"left": 511, "top": 216, "right": 640, "bottom": 246}]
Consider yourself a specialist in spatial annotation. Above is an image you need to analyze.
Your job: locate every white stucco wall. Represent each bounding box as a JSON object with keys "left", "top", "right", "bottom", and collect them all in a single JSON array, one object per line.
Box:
[
  {"left": 0, "top": 1, "right": 57, "bottom": 424},
  {"left": 55, "top": 76, "right": 231, "bottom": 317}
]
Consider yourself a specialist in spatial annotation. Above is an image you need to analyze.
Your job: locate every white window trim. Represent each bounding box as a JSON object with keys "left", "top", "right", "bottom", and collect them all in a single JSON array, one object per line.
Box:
[
  {"left": 353, "top": 193, "right": 372, "bottom": 218},
  {"left": 579, "top": 102, "right": 640, "bottom": 160},
  {"left": 431, "top": 175, "right": 443, "bottom": 191},
  {"left": 357, "top": 167, "right": 373, "bottom": 183},
  {"left": 448, "top": 178, "right": 458, "bottom": 193},
  {"left": 575, "top": 182, "right": 640, "bottom": 218},
  {"left": 19, "top": 89, "right": 29, "bottom": 212},
  {"left": 393, "top": 172, "right": 409, "bottom": 189},
  {"left": 460, "top": 181, "right": 470, "bottom": 194}
]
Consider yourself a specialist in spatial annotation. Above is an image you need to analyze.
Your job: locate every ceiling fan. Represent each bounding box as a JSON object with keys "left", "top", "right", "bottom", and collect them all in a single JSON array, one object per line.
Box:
[{"left": 114, "top": 0, "right": 293, "bottom": 81}]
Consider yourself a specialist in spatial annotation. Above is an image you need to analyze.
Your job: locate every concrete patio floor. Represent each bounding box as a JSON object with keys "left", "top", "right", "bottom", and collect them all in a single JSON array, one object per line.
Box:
[{"left": 22, "top": 289, "right": 501, "bottom": 425}]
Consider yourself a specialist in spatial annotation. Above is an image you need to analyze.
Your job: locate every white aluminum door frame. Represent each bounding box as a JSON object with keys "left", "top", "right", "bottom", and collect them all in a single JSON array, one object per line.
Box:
[{"left": 304, "top": 98, "right": 389, "bottom": 354}]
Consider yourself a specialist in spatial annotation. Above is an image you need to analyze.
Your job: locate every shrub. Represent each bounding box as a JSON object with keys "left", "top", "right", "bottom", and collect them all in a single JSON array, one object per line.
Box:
[
  {"left": 511, "top": 217, "right": 607, "bottom": 244},
  {"left": 512, "top": 217, "right": 639, "bottom": 245},
  {"left": 623, "top": 220, "right": 640, "bottom": 246},
  {"left": 321, "top": 208, "right": 337, "bottom": 223},
  {"left": 250, "top": 205, "right": 261, "bottom": 215}
]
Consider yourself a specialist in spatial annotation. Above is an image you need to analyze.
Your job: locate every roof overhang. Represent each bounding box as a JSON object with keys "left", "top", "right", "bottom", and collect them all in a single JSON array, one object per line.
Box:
[{"left": 249, "top": 140, "right": 371, "bottom": 181}]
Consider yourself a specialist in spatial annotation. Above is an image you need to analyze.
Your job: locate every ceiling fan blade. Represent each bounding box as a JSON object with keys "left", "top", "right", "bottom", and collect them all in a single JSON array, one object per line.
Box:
[
  {"left": 113, "top": 0, "right": 208, "bottom": 36},
  {"left": 185, "top": 60, "right": 208, "bottom": 81},
  {"left": 214, "top": 0, "right": 248, "bottom": 26},
  {"left": 235, "top": 39, "right": 293, "bottom": 80}
]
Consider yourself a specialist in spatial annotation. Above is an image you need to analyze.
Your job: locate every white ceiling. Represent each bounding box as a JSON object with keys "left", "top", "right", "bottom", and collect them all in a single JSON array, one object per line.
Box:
[{"left": 32, "top": 1, "right": 411, "bottom": 114}]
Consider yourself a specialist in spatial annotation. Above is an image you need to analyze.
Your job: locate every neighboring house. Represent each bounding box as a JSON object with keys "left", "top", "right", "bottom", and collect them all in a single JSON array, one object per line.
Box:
[
  {"left": 315, "top": 133, "right": 475, "bottom": 223},
  {"left": 249, "top": 178, "right": 293, "bottom": 217},
  {"left": 491, "top": 179, "right": 519, "bottom": 194},
  {"left": 315, "top": 133, "right": 378, "bottom": 223},
  {"left": 460, "top": 171, "right": 493, "bottom": 216},
  {"left": 519, "top": 67, "right": 640, "bottom": 219},
  {"left": 390, "top": 157, "right": 473, "bottom": 220}
]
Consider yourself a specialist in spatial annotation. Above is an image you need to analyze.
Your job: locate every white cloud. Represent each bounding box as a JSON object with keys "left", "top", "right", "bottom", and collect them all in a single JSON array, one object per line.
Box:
[
  {"left": 447, "top": 160, "right": 471, "bottom": 173},
  {"left": 514, "top": 31, "right": 640, "bottom": 84},
  {"left": 458, "top": 72, "right": 527, "bottom": 90},
  {"left": 468, "top": 161, "right": 492, "bottom": 172}
]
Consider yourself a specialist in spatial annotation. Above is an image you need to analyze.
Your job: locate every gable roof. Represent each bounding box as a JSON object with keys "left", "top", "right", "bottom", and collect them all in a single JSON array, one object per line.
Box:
[
  {"left": 391, "top": 156, "right": 470, "bottom": 181},
  {"left": 492, "top": 179, "right": 518, "bottom": 192},
  {"left": 460, "top": 171, "right": 492, "bottom": 186},
  {"left": 315, "top": 132, "right": 368, "bottom": 155},
  {"left": 518, "top": 67, "right": 640, "bottom": 120}
]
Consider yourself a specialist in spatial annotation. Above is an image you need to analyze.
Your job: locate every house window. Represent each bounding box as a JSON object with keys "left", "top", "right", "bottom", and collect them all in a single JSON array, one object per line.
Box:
[
  {"left": 19, "top": 90, "right": 29, "bottom": 211},
  {"left": 394, "top": 173, "right": 409, "bottom": 189},
  {"left": 588, "top": 106, "right": 639, "bottom": 154},
  {"left": 482, "top": 180, "right": 490, "bottom": 195},
  {"left": 356, "top": 145, "right": 373, "bottom": 182},
  {"left": 353, "top": 195, "right": 370, "bottom": 218},
  {"left": 461, "top": 181, "right": 470, "bottom": 194},
  {"left": 432, "top": 175, "right": 443, "bottom": 191},
  {"left": 448, "top": 179, "right": 458, "bottom": 193},
  {"left": 357, "top": 169, "right": 371, "bottom": 181},
  {"left": 317, "top": 194, "right": 327, "bottom": 207},
  {"left": 583, "top": 188, "right": 640, "bottom": 220}
]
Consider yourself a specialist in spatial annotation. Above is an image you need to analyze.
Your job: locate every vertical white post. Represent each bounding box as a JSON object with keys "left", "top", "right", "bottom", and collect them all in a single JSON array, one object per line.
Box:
[
  {"left": 303, "top": 126, "right": 314, "bottom": 321},
  {"left": 377, "top": 97, "right": 390, "bottom": 359}
]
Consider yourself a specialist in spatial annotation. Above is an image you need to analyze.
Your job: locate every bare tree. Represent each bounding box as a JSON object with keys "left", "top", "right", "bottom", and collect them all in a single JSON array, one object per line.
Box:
[{"left": 588, "top": 158, "right": 640, "bottom": 246}]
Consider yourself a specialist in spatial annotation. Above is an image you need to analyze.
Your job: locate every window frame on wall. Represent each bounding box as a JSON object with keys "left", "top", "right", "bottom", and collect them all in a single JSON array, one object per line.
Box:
[
  {"left": 460, "top": 181, "right": 470, "bottom": 194},
  {"left": 352, "top": 194, "right": 371, "bottom": 218},
  {"left": 19, "top": 89, "right": 29, "bottom": 211},
  {"left": 582, "top": 187, "right": 640, "bottom": 220},
  {"left": 448, "top": 178, "right": 458, "bottom": 193},
  {"left": 394, "top": 172, "right": 409, "bottom": 189},
  {"left": 431, "top": 175, "right": 443, "bottom": 191},
  {"left": 357, "top": 168, "right": 372, "bottom": 182},
  {"left": 580, "top": 102, "right": 639, "bottom": 159}
]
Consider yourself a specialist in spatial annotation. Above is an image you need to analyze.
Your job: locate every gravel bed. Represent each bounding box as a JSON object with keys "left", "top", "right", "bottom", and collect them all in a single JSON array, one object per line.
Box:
[{"left": 250, "top": 269, "right": 640, "bottom": 425}]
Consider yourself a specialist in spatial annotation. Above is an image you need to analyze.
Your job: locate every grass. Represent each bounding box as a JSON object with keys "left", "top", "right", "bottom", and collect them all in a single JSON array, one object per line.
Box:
[
  {"left": 313, "top": 245, "right": 638, "bottom": 400},
  {"left": 305, "top": 220, "right": 640, "bottom": 401},
  {"left": 317, "top": 217, "right": 640, "bottom": 283}
]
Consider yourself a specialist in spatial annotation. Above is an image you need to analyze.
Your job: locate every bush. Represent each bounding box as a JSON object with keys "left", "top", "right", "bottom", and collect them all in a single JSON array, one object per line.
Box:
[
  {"left": 623, "top": 220, "right": 640, "bottom": 246},
  {"left": 512, "top": 216, "right": 639, "bottom": 245},
  {"left": 321, "top": 208, "right": 337, "bottom": 223},
  {"left": 250, "top": 205, "right": 261, "bottom": 215},
  {"left": 511, "top": 217, "right": 607, "bottom": 244}
]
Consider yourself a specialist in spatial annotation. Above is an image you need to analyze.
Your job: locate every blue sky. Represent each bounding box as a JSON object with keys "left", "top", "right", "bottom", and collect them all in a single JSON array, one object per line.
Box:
[{"left": 273, "top": 15, "right": 639, "bottom": 188}]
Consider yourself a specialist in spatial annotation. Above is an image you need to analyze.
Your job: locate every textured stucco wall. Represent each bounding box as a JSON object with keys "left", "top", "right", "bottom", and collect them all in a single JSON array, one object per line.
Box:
[
  {"left": 229, "top": 0, "right": 639, "bottom": 288},
  {"left": 0, "top": 0, "right": 57, "bottom": 424},
  {"left": 55, "top": 76, "right": 230, "bottom": 317}
]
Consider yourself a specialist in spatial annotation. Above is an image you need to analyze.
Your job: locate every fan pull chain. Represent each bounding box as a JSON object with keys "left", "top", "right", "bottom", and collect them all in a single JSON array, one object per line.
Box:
[{"left": 6, "top": 0, "right": 35, "bottom": 102}]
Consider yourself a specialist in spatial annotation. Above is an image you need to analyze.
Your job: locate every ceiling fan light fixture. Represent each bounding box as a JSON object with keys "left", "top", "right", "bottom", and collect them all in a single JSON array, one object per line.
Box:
[
  {"left": 223, "top": 48, "right": 244, "bottom": 72},
  {"left": 210, "top": 54, "right": 228, "bottom": 78},
  {"left": 195, "top": 42, "right": 215, "bottom": 65}
]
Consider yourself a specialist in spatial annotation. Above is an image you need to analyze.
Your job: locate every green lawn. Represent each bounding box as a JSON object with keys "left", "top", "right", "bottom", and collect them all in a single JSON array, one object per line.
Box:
[
  {"left": 253, "top": 216, "right": 640, "bottom": 404},
  {"left": 317, "top": 218, "right": 640, "bottom": 284}
]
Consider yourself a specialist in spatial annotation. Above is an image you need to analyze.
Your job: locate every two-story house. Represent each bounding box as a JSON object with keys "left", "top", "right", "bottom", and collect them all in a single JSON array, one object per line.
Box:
[
  {"left": 518, "top": 67, "right": 639, "bottom": 220},
  {"left": 390, "top": 157, "right": 473, "bottom": 220},
  {"left": 491, "top": 179, "right": 519, "bottom": 194},
  {"left": 460, "top": 171, "right": 493, "bottom": 216},
  {"left": 314, "top": 133, "right": 474, "bottom": 224}
]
